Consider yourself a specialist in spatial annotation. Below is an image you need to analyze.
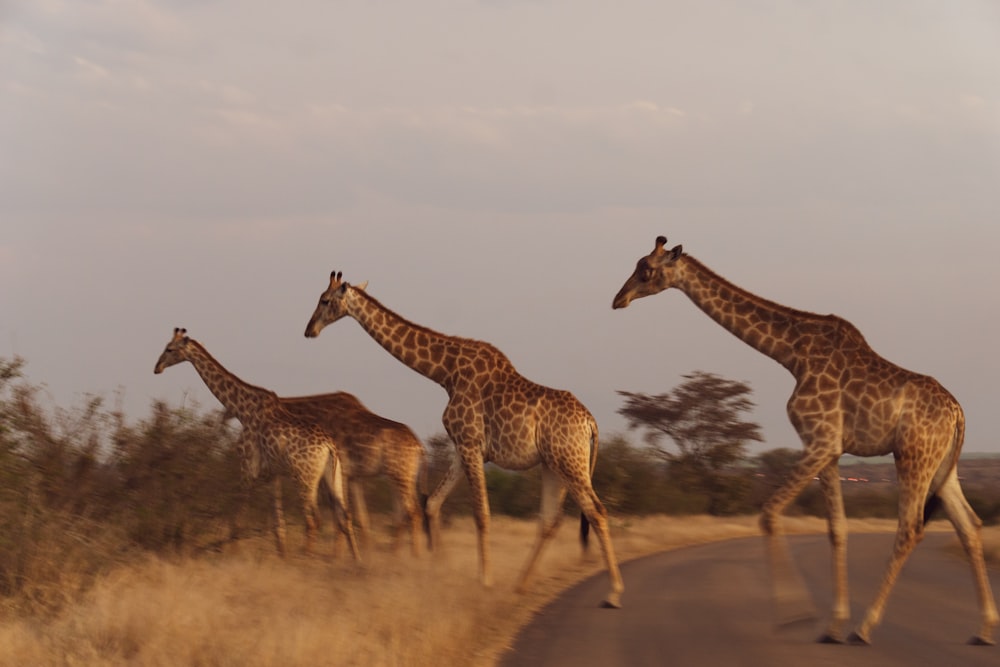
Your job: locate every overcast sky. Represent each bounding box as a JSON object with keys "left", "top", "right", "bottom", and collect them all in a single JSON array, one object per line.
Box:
[{"left": 3, "top": 1, "right": 999, "bottom": 456}]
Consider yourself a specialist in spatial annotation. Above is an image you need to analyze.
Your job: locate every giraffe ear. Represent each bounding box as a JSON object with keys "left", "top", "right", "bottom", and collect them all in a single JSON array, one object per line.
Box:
[
  {"left": 354, "top": 280, "right": 368, "bottom": 292},
  {"left": 669, "top": 244, "right": 683, "bottom": 260}
]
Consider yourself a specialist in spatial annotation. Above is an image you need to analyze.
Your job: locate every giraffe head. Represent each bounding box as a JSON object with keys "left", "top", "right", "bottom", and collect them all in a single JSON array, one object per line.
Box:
[
  {"left": 612, "top": 235, "right": 685, "bottom": 309},
  {"left": 154, "top": 327, "right": 193, "bottom": 374},
  {"left": 304, "top": 271, "right": 368, "bottom": 338}
]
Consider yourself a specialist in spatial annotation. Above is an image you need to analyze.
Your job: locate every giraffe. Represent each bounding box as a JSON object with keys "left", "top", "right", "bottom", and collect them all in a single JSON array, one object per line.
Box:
[
  {"left": 218, "top": 407, "right": 324, "bottom": 548},
  {"left": 224, "top": 392, "right": 428, "bottom": 555},
  {"left": 304, "top": 271, "right": 625, "bottom": 608},
  {"left": 154, "top": 327, "right": 361, "bottom": 561},
  {"left": 612, "top": 235, "right": 998, "bottom": 645},
  {"left": 219, "top": 404, "right": 282, "bottom": 543}
]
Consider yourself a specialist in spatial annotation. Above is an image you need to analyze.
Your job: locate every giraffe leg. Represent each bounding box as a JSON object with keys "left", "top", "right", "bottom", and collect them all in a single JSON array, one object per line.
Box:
[
  {"left": 324, "top": 456, "right": 361, "bottom": 562},
  {"left": 350, "top": 479, "right": 371, "bottom": 549},
  {"left": 300, "top": 486, "right": 320, "bottom": 556},
  {"left": 272, "top": 477, "right": 287, "bottom": 557},
  {"left": 849, "top": 464, "right": 931, "bottom": 645},
  {"left": 515, "top": 466, "right": 567, "bottom": 594},
  {"left": 424, "top": 454, "right": 464, "bottom": 552},
  {"left": 458, "top": 451, "right": 493, "bottom": 587},
  {"left": 230, "top": 476, "right": 252, "bottom": 543},
  {"left": 760, "top": 448, "right": 834, "bottom": 627},
  {"left": 937, "top": 471, "right": 998, "bottom": 645},
  {"left": 569, "top": 479, "right": 624, "bottom": 609},
  {"left": 390, "top": 470, "right": 423, "bottom": 557},
  {"left": 817, "top": 461, "right": 851, "bottom": 643},
  {"left": 231, "top": 431, "right": 258, "bottom": 543}
]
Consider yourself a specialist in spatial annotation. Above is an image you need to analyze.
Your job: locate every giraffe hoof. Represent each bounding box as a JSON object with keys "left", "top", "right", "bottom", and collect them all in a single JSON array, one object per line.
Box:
[
  {"left": 968, "top": 635, "right": 995, "bottom": 646},
  {"left": 600, "top": 593, "right": 622, "bottom": 609},
  {"left": 816, "top": 633, "right": 845, "bottom": 644},
  {"left": 846, "top": 631, "right": 870, "bottom": 646}
]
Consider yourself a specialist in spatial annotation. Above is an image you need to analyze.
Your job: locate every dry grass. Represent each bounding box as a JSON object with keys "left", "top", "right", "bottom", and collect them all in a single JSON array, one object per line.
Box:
[{"left": 0, "top": 514, "right": 993, "bottom": 667}]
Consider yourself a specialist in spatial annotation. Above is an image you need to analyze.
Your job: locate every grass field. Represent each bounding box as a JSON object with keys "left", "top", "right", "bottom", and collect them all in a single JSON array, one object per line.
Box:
[{"left": 0, "top": 514, "right": 994, "bottom": 667}]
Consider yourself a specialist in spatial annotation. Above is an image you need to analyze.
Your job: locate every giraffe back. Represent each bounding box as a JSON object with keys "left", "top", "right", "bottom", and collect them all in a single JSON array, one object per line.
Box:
[{"left": 278, "top": 392, "right": 424, "bottom": 479}]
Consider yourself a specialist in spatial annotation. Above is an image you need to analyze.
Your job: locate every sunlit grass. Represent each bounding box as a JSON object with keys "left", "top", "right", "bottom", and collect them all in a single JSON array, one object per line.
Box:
[{"left": 0, "top": 514, "right": 992, "bottom": 667}]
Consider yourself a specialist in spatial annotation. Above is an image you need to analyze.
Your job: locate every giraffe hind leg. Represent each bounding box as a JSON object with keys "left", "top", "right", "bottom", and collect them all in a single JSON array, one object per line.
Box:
[
  {"left": 515, "top": 466, "right": 567, "bottom": 595},
  {"left": 576, "top": 486, "right": 624, "bottom": 609},
  {"left": 349, "top": 480, "right": 371, "bottom": 550},
  {"left": 938, "top": 471, "right": 998, "bottom": 645},
  {"left": 324, "top": 457, "right": 361, "bottom": 562},
  {"left": 849, "top": 459, "right": 934, "bottom": 645},
  {"left": 272, "top": 477, "right": 287, "bottom": 557}
]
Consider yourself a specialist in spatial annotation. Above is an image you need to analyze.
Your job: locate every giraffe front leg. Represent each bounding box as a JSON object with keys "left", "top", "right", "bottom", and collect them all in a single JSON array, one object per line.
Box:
[
  {"left": 424, "top": 454, "right": 464, "bottom": 552},
  {"left": 817, "top": 461, "right": 851, "bottom": 644},
  {"left": 459, "top": 451, "right": 493, "bottom": 588},
  {"left": 230, "top": 475, "right": 252, "bottom": 543},
  {"left": 760, "top": 449, "right": 835, "bottom": 627}
]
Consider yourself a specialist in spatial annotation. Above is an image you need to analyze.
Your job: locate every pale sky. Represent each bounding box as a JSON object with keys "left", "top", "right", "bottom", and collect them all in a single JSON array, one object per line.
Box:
[{"left": 2, "top": 1, "right": 1000, "bottom": 455}]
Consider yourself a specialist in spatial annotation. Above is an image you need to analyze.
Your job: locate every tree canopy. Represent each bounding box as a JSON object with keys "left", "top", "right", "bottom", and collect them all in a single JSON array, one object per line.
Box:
[{"left": 617, "top": 371, "right": 763, "bottom": 514}]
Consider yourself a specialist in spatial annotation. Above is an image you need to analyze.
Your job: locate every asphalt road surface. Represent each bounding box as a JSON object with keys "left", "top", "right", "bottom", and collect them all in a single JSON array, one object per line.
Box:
[{"left": 500, "top": 532, "right": 999, "bottom": 667}]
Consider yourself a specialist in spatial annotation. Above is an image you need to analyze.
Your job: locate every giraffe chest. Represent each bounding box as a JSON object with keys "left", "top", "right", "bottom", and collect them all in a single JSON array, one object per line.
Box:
[{"left": 788, "top": 362, "right": 908, "bottom": 457}]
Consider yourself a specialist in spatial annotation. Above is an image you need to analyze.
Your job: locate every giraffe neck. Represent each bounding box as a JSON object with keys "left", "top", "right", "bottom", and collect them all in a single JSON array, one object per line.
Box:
[
  {"left": 346, "top": 288, "right": 475, "bottom": 389},
  {"left": 184, "top": 340, "right": 277, "bottom": 426},
  {"left": 675, "top": 255, "right": 826, "bottom": 371}
]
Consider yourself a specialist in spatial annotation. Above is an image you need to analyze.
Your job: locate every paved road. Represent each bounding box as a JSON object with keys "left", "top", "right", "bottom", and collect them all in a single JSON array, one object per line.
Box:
[{"left": 500, "top": 533, "right": 999, "bottom": 667}]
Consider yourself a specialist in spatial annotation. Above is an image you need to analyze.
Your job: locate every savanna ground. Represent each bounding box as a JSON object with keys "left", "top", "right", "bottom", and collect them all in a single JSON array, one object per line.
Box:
[
  {"left": 1, "top": 513, "right": 996, "bottom": 667},
  {"left": 3, "top": 359, "right": 999, "bottom": 666}
]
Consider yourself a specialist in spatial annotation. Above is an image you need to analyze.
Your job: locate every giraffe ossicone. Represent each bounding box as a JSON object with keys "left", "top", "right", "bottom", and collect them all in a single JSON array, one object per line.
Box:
[
  {"left": 613, "top": 235, "right": 998, "bottom": 645},
  {"left": 154, "top": 327, "right": 361, "bottom": 561},
  {"left": 304, "top": 271, "right": 624, "bottom": 608}
]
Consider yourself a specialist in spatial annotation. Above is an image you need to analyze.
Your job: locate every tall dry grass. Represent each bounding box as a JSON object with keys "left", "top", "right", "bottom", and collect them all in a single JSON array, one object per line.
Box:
[{"left": 4, "top": 513, "right": 988, "bottom": 667}]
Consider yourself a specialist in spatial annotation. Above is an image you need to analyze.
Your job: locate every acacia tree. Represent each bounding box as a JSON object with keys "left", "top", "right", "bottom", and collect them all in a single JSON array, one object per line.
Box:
[{"left": 618, "top": 371, "right": 763, "bottom": 515}]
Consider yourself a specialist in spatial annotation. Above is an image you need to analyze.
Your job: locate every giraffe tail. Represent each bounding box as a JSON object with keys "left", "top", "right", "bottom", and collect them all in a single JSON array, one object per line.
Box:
[
  {"left": 580, "top": 417, "right": 600, "bottom": 551},
  {"left": 923, "top": 406, "right": 966, "bottom": 525}
]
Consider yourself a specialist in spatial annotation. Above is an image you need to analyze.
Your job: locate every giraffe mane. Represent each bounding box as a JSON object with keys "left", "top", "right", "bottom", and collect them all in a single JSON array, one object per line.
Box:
[
  {"left": 185, "top": 338, "right": 281, "bottom": 399},
  {"left": 353, "top": 289, "right": 515, "bottom": 366}
]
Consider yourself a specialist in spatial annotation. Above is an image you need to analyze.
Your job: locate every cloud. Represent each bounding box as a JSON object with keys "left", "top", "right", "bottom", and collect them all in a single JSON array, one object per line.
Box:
[
  {"left": 73, "top": 55, "right": 112, "bottom": 82},
  {"left": 4, "top": 0, "right": 999, "bottom": 227}
]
